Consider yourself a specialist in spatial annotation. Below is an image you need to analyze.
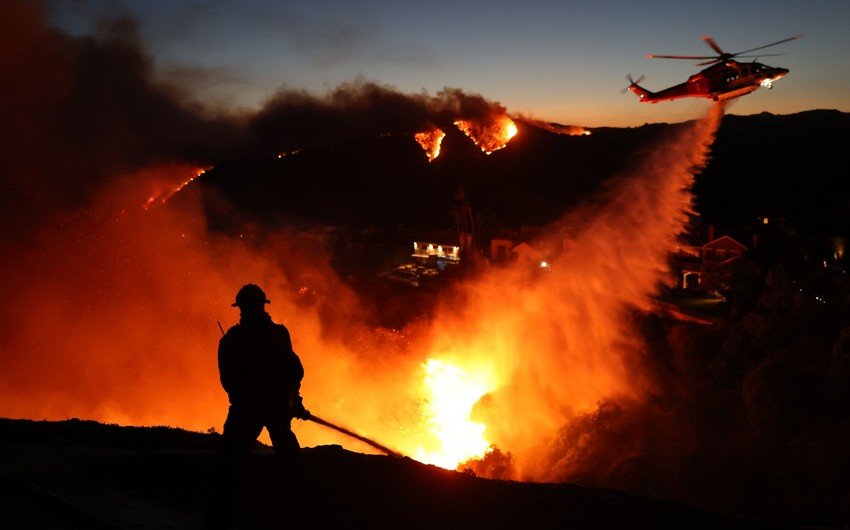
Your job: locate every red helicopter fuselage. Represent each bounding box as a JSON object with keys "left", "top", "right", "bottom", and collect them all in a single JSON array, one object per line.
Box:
[
  {"left": 629, "top": 60, "right": 789, "bottom": 103},
  {"left": 628, "top": 59, "right": 788, "bottom": 103}
]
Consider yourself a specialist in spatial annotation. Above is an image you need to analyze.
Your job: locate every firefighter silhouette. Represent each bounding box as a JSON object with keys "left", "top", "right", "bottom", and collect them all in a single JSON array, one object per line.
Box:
[{"left": 205, "top": 283, "right": 310, "bottom": 529}]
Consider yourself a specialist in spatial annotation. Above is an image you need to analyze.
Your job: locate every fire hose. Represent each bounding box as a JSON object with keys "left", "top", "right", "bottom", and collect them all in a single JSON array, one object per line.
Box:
[
  {"left": 304, "top": 414, "right": 403, "bottom": 458},
  {"left": 217, "top": 321, "right": 403, "bottom": 458}
]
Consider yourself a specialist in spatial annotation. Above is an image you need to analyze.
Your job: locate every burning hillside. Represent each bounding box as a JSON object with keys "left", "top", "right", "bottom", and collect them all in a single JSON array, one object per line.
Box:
[
  {"left": 4, "top": 3, "right": 850, "bottom": 527},
  {"left": 454, "top": 116, "right": 519, "bottom": 154},
  {"left": 414, "top": 128, "right": 446, "bottom": 162},
  {"left": 143, "top": 166, "right": 210, "bottom": 210}
]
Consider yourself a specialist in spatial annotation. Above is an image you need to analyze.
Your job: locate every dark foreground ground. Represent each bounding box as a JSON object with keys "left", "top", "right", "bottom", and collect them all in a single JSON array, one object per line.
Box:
[{"left": 0, "top": 418, "right": 797, "bottom": 530}]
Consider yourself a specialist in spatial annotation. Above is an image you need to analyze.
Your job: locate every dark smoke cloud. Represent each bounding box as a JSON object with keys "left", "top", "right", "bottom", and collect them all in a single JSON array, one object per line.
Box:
[
  {"left": 0, "top": 3, "right": 244, "bottom": 242},
  {"left": 0, "top": 2, "right": 508, "bottom": 242},
  {"left": 248, "top": 82, "right": 507, "bottom": 154},
  {"left": 0, "top": 0, "right": 513, "bottom": 445}
]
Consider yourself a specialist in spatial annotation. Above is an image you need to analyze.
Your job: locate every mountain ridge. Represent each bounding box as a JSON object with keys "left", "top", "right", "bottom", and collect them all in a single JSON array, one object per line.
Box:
[{"left": 192, "top": 109, "right": 850, "bottom": 237}]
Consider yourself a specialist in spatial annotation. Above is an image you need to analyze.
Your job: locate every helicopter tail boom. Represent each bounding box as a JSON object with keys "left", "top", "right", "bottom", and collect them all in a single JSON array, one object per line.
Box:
[{"left": 627, "top": 81, "right": 655, "bottom": 103}]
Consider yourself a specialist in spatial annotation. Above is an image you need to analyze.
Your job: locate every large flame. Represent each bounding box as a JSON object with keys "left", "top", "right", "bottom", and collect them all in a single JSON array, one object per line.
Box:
[
  {"left": 414, "top": 128, "right": 446, "bottom": 162},
  {"left": 414, "top": 358, "right": 496, "bottom": 468},
  {"left": 454, "top": 116, "right": 518, "bottom": 154}
]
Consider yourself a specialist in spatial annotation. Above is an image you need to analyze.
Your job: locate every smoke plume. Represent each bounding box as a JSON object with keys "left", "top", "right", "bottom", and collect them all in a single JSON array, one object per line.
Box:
[
  {"left": 249, "top": 83, "right": 509, "bottom": 154},
  {"left": 0, "top": 2, "right": 512, "bottom": 244}
]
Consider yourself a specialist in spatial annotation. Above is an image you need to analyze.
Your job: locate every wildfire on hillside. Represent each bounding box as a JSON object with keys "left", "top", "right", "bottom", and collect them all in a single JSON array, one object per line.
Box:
[
  {"left": 142, "top": 166, "right": 210, "bottom": 210},
  {"left": 277, "top": 149, "right": 303, "bottom": 159},
  {"left": 454, "top": 116, "right": 518, "bottom": 154},
  {"left": 414, "top": 128, "right": 446, "bottom": 162}
]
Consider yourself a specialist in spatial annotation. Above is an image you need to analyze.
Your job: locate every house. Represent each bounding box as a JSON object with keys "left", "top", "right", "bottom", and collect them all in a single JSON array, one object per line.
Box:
[
  {"left": 511, "top": 241, "right": 544, "bottom": 265},
  {"left": 703, "top": 235, "right": 748, "bottom": 262},
  {"left": 490, "top": 239, "right": 514, "bottom": 263},
  {"left": 489, "top": 238, "right": 549, "bottom": 268},
  {"left": 412, "top": 240, "right": 461, "bottom": 270},
  {"left": 672, "top": 235, "right": 755, "bottom": 291}
]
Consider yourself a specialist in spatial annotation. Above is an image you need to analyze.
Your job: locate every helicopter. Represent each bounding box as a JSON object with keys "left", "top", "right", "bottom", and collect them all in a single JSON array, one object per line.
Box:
[{"left": 626, "top": 34, "right": 802, "bottom": 103}]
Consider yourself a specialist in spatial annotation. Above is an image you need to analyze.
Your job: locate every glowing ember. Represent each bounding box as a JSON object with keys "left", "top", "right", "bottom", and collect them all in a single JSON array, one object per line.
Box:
[
  {"left": 414, "top": 358, "right": 494, "bottom": 469},
  {"left": 454, "top": 116, "right": 518, "bottom": 154},
  {"left": 142, "top": 166, "right": 209, "bottom": 210},
  {"left": 414, "top": 128, "right": 446, "bottom": 162},
  {"left": 277, "top": 148, "right": 302, "bottom": 159}
]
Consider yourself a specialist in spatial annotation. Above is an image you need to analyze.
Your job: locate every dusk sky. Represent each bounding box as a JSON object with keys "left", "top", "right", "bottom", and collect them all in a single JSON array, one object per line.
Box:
[{"left": 48, "top": 0, "right": 850, "bottom": 126}]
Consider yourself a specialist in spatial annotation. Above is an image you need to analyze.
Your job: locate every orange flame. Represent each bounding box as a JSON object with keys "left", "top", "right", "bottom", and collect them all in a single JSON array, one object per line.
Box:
[
  {"left": 454, "top": 116, "right": 518, "bottom": 154},
  {"left": 142, "top": 165, "right": 209, "bottom": 210},
  {"left": 414, "top": 128, "right": 445, "bottom": 162},
  {"left": 277, "top": 149, "right": 303, "bottom": 159},
  {"left": 414, "top": 358, "right": 496, "bottom": 468}
]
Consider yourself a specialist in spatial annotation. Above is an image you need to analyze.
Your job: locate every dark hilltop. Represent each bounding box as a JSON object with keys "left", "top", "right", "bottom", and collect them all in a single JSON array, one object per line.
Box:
[
  {"left": 0, "top": 418, "right": 793, "bottom": 530},
  {"left": 194, "top": 110, "right": 850, "bottom": 233}
]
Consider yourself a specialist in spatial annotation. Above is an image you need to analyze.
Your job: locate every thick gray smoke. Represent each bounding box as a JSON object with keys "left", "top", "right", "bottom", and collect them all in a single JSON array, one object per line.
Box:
[{"left": 0, "top": 2, "right": 508, "bottom": 243}]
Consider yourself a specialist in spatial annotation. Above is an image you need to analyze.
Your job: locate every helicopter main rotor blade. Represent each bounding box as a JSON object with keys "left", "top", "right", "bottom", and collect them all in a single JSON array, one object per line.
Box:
[
  {"left": 735, "top": 53, "right": 786, "bottom": 59},
  {"left": 733, "top": 34, "right": 803, "bottom": 56},
  {"left": 646, "top": 53, "right": 718, "bottom": 60},
  {"left": 701, "top": 35, "right": 726, "bottom": 56},
  {"left": 696, "top": 59, "right": 722, "bottom": 66}
]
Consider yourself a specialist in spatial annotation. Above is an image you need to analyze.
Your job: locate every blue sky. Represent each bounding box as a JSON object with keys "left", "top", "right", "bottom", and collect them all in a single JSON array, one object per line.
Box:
[{"left": 48, "top": 0, "right": 850, "bottom": 126}]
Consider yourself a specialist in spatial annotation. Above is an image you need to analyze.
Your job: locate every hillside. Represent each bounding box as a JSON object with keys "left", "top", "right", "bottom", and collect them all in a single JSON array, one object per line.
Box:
[
  {"left": 0, "top": 418, "right": 794, "bottom": 529},
  {"left": 193, "top": 110, "right": 850, "bottom": 237}
]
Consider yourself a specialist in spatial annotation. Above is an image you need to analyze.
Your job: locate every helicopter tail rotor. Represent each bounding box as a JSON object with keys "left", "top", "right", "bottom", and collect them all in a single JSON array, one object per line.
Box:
[
  {"left": 623, "top": 74, "right": 654, "bottom": 102},
  {"left": 621, "top": 73, "right": 646, "bottom": 94}
]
